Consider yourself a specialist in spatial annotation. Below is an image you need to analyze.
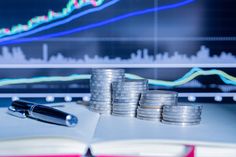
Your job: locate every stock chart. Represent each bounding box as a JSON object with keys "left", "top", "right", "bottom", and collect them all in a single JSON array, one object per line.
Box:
[{"left": 0, "top": 0, "right": 235, "bottom": 103}]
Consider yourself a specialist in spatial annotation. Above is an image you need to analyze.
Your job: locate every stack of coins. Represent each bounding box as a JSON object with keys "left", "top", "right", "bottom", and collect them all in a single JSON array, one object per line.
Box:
[
  {"left": 137, "top": 90, "right": 178, "bottom": 121},
  {"left": 162, "top": 104, "right": 203, "bottom": 126},
  {"left": 89, "top": 69, "right": 125, "bottom": 114},
  {"left": 112, "top": 80, "right": 148, "bottom": 117}
]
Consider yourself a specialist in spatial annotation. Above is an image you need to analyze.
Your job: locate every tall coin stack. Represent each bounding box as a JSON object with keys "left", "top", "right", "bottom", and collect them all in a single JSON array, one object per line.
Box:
[
  {"left": 89, "top": 69, "right": 125, "bottom": 114},
  {"left": 112, "top": 80, "right": 148, "bottom": 117},
  {"left": 137, "top": 90, "right": 178, "bottom": 121},
  {"left": 162, "top": 104, "right": 202, "bottom": 126}
]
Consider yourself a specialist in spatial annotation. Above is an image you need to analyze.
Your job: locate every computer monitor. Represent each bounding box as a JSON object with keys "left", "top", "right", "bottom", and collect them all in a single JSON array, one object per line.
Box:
[{"left": 0, "top": 0, "right": 235, "bottom": 103}]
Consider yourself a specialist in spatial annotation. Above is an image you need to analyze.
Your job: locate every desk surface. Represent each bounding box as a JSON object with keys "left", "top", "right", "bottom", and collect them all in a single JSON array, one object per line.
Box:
[
  {"left": 92, "top": 103, "right": 236, "bottom": 147},
  {"left": 0, "top": 102, "right": 236, "bottom": 147}
]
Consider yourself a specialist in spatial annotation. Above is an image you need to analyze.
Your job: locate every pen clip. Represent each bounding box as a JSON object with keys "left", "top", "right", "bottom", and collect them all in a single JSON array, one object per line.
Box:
[{"left": 8, "top": 105, "right": 27, "bottom": 118}]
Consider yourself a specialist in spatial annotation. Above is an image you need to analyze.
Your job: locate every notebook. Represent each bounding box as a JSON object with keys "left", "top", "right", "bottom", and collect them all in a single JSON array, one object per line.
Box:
[{"left": 0, "top": 102, "right": 236, "bottom": 157}]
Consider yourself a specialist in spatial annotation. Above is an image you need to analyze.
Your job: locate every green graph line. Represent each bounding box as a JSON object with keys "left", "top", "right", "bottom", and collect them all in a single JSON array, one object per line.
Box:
[{"left": 0, "top": 68, "right": 235, "bottom": 87}]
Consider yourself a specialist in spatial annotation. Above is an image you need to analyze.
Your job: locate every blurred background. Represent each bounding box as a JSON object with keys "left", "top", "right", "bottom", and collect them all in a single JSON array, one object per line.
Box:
[{"left": 0, "top": 0, "right": 235, "bottom": 106}]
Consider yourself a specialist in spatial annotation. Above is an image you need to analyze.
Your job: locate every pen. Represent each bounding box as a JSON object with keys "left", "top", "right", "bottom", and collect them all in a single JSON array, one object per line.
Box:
[{"left": 8, "top": 100, "right": 78, "bottom": 127}]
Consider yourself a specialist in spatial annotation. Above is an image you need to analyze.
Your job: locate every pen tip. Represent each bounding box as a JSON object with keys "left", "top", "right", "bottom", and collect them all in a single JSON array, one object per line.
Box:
[{"left": 66, "top": 115, "right": 78, "bottom": 127}]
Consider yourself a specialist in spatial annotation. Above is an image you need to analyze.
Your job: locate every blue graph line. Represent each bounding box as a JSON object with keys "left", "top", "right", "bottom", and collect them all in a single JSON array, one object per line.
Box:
[
  {"left": 0, "top": 0, "right": 194, "bottom": 46},
  {"left": 0, "top": 0, "right": 120, "bottom": 42},
  {"left": 174, "top": 67, "right": 236, "bottom": 86}
]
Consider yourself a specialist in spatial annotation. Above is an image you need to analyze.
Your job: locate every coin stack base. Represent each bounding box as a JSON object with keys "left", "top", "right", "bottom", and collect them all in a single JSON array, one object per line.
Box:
[
  {"left": 112, "top": 80, "right": 148, "bottom": 117},
  {"left": 162, "top": 104, "right": 203, "bottom": 126},
  {"left": 137, "top": 90, "right": 178, "bottom": 121},
  {"left": 89, "top": 69, "right": 124, "bottom": 114}
]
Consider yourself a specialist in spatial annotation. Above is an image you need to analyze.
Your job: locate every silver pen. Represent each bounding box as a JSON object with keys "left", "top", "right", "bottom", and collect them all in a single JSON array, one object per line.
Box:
[{"left": 8, "top": 100, "right": 78, "bottom": 127}]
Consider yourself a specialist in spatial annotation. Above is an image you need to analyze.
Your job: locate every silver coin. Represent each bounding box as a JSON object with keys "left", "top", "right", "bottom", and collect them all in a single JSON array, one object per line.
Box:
[
  {"left": 137, "top": 106, "right": 162, "bottom": 111},
  {"left": 113, "top": 104, "right": 137, "bottom": 108},
  {"left": 90, "top": 90, "right": 111, "bottom": 94},
  {"left": 91, "top": 75, "right": 123, "bottom": 78},
  {"left": 137, "top": 111, "right": 162, "bottom": 116},
  {"left": 92, "top": 69, "right": 124, "bottom": 73},
  {"left": 139, "top": 105, "right": 163, "bottom": 109},
  {"left": 90, "top": 98, "right": 112, "bottom": 102},
  {"left": 90, "top": 102, "right": 112, "bottom": 106},
  {"left": 90, "top": 101, "right": 112, "bottom": 105},
  {"left": 113, "top": 83, "right": 147, "bottom": 87},
  {"left": 163, "top": 109, "right": 202, "bottom": 114},
  {"left": 113, "top": 80, "right": 147, "bottom": 85},
  {"left": 112, "top": 102, "right": 138, "bottom": 105},
  {"left": 113, "top": 110, "right": 137, "bottom": 113},
  {"left": 113, "top": 109, "right": 137, "bottom": 113},
  {"left": 137, "top": 111, "right": 162, "bottom": 115},
  {"left": 90, "top": 100, "right": 112, "bottom": 103},
  {"left": 91, "top": 78, "right": 123, "bottom": 82},
  {"left": 92, "top": 68, "right": 124, "bottom": 72},
  {"left": 162, "top": 113, "right": 202, "bottom": 118},
  {"left": 90, "top": 86, "right": 112, "bottom": 90},
  {"left": 137, "top": 112, "right": 161, "bottom": 116},
  {"left": 141, "top": 93, "right": 177, "bottom": 97},
  {"left": 114, "top": 91, "right": 144, "bottom": 95},
  {"left": 140, "top": 96, "right": 177, "bottom": 101},
  {"left": 163, "top": 106, "right": 202, "bottom": 111},
  {"left": 90, "top": 99, "right": 112, "bottom": 102},
  {"left": 90, "top": 86, "right": 112, "bottom": 89},
  {"left": 91, "top": 72, "right": 124, "bottom": 76},
  {"left": 113, "top": 99, "right": 139, "bottom": 103},
  {"left": 137, "top": 115, "right": 161, "bottom": 119},
  {"left": 113, "top": 105, "right": 137, "bottom": 108},
  {"left": 91, "top": 92, "right": 112, "bottom": 95},
  {"left": 90, "top": 94, "right": 112, "bottom": 98},
  {"left": 142, "top": 90, "right": 178, "bottom": 97},
  {"left": 139, "top": 101, "right": 166, "bottom": 106},
  {"left": 163, "top": 116, "right": 201, "bottom": 122},
  {"left": 113, "top": 98, "right": 140, "bottom": 102},
  {"left": 112, "top": 113, "right": 136, "bottom": 117},
  {"left": 163, "top": 104, "right": 202, "bottom": 110},
  {"left": 163, "top": 110, "right": 202, "bottom": 115},
  {"left": 91, "top": 73, "right": 124, "bottom": 76},
  {"left": 162, "top": 120, "right": 200, "bottom": 126},
  {"left": 112, "top": 109, "right": 136, "bottom": 112},
  {"left": 91, "top": 95, "right": 112, "bottom": 98},
  {"left": 112, "top": 109, "right": 136, "bottom": 113},
  {"left": 90, "top": 83, "right": 113, "bottom": 86},
  {"left": 113, "top": 82, "right": 147, "bottom": 86},
  {"left": 113, "top": 93, "right": 141, "bottom": 97},
  {"left": 91, "top": 76, "right": 123, "bottom": 80},
  {"left": 137, "top": 115, "right": 161, "bottom": 121},
  {"left": 91, "top": 94, "right": 112, "bottom": 97},
  {"left": 90, "top": 78, "right": 123, "bottom": 82},
  {"left": 113, "top": 89, "right": 145, "bottom": 92},
  {"left": 113, "top": 94, "right": 141, "bottom": 98}
]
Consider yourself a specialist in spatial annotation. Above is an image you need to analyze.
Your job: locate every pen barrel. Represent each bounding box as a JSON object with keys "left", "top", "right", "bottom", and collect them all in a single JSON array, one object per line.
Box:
[{"left": 29, "top": 105, "right": 78, "bottom": 127}]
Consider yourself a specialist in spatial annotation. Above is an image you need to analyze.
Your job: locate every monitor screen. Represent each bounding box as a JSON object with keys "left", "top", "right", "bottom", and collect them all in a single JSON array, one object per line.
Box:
[{"left": 0, "top": 0, "right": 235, "bottom": 103}]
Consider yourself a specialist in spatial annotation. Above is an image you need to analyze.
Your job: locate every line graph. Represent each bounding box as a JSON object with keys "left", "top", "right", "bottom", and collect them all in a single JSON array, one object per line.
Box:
[
  {"left": 0, "top": 0, "right": 195, "bottom": 45},
  {"left": 1, "top": 44, "right": 236, "bottom": 68},
  {"left": 0, "top": 0, "right": 119, "bottom": 43},
  {"left": 0, "top": 0, "right": 105, "bottom": 38},
  {"left": 0, "top": 68, "right": 235, "bottom": 87}
]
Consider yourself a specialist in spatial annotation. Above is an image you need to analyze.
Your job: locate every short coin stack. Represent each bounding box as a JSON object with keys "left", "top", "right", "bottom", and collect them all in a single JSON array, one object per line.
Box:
[
  {"left": 137, "top": 90, "right": 178, "bottom": 121},
  {"left": 112, "top": 80, "right": 148, "bottom": 117},
  {"left": 162, "top": 104, "right": 202, "bottom": 126},
  {"left": 89, "top": 69, "right": 125, "bottom": 114}
]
